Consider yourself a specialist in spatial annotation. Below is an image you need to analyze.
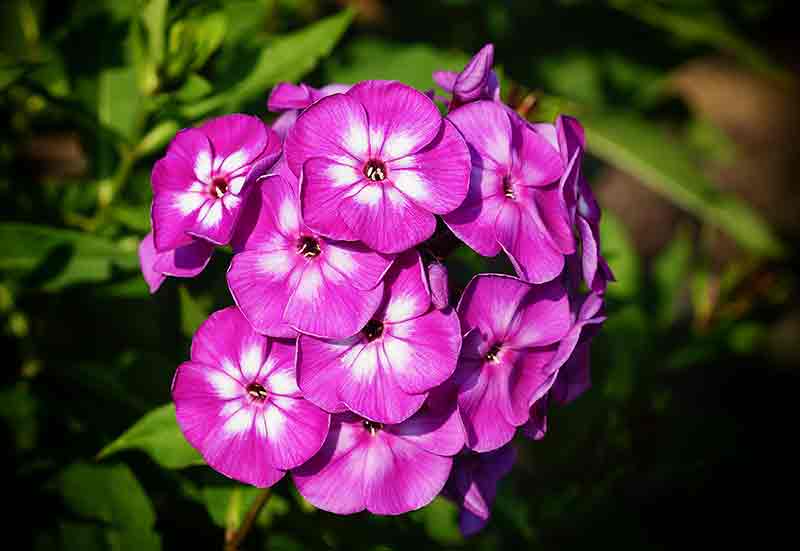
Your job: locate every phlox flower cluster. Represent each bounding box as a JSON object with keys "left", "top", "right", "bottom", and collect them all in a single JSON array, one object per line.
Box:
[{"left": 140, "top": 43, "right": 613, "bottom": 536}]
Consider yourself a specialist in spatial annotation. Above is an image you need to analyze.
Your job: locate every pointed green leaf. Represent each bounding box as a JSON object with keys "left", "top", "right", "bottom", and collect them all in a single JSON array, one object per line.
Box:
[
  {"left": 583, "top": 112, "right": 782, "bottom": 257},
  {"left": 98, "top": 403, "right": 204, "bottom": 469},
  {"left": 0, "top": 223, "right": 138, "bottom": 290},
  {"left": 58, "top": 462, "right": 162, "bottom": 551}
]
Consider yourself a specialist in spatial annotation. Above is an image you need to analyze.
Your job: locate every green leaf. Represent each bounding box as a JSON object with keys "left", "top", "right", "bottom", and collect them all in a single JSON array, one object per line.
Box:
[
  {"left": 189, "top": 12, "right": 227, "bottom": 71},
  {"left": 174, "top": 73, "right": 213, "bottom": 102},
  {"left": 135, "top": 119, "right": 179, "bottom": 156},
  {"left": 0, "top": 223, "right": 138, "bottom": 290},
  {"left": 111, "top": 204, "right": 151, "bottom": 232},
  {"left": 98, "top": 403, "right": 204, "bottom": 469},
  {"left": 326, "top": 37, "right": 470, "bottom": 91},
  {"left": 97, "top": 66, "right": 142, "bottom": 141},
  {"left": 652, "top": 224, "right": 693, "bottom": 326},
  {"left": 58, "top": 462, "right": 162, "bottom": 551},
  {"left": 214, "top": 9, "right": 353, "bottom": 113},
  {"left": 141, "top": 0, "right": 168, "bottom": 66},
  {"left": 178, "top": 9, "right": 353, "bottom": 119},
  {"left": 599, "top": 212, "right": 640, "bottom": 300},
  {"left": 609, "top": 0, "right": 789, "bottom": 82},
  {"left": 409, "top": 497, "right": 463, "bottom": 545},
  {"left": 179, "top": 285, "right": 209, "bottom": 338},
  {"left": 582, "top": 112, "right": 783, "bottom": 257}
]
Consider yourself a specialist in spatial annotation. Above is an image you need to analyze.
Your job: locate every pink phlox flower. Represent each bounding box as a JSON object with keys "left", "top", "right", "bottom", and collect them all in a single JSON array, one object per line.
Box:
[
  {"left": 296, "top": 251, "right": 462, "bottom": 424},
  {"left": 227, "top": 165, "right": 394, "bottom": 339},
  {"left": 453, "top": 274, "right": 572, "bottom": 452},
  {"left": 172, "top": 306, "right": 330, "bottom": 488},
  {"left": 292, "top": 397, "right": 465, "bottom": 515},
  {"left": 549, "top": 115, "right": 615, "bottom": 293},
  {"left": 443, "top": 101, "right": 573, "bottom": 283},
  {"left": 150, "top": 113, "right": 280, "bottom": 254},
  {"left": 285, "top": 80, "right": 471, "bottom": 253},
  {"left": 520, "top": 291, "right": 606, "bottom": 439}
]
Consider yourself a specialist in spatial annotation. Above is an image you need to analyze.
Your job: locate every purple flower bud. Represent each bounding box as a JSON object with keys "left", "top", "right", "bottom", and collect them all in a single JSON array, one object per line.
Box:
[
  {"left": 444, "top": 444, "right": 516, "bottom": 537},
  {"left": 433, "top": 43, "right": 501, "bottom": 108},
  {"left": 427, "top": 261, "right": 450, "bottom": 309}
]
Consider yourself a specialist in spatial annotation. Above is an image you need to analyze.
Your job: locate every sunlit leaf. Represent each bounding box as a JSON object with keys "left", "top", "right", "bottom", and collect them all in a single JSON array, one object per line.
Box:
[
  {"left": 583, "top": 112, "right": 783, "bottom": 257},
  {"left": 181, "top": 9, "right": 354, "bottom": 118},
  {"left": 325, "top": 38, "right": 469, "bottom": 91},
  {"left": 0, "top": 223, "right": 138, "bottom": 290},
  {"left": 179, "top": 285, "right": 208, "bottom": 338},
  {"left": 598, "top": 212, "right": 640, "bottom": 299},
  {"left": 98, "top": 403, "right": 204, "bottom": 468}
]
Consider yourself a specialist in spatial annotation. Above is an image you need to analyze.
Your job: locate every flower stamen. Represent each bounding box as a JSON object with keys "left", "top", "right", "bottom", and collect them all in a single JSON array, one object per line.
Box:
[
  {"left": 297, "top": 235, "right": 322, "bottom": 258},
  {"left": 363, "top": 420, "right": 383, "bottom": 435},
  {"left": 246, "top": 382, "right": 268, "bottom": 402},
  {"left": 485, "top": 343, "right": 503, "bottom": 363},
  {"left": 502, "top": 176, "right": 515, "bottom": 200},
  {"left": 364, "top": 159, "right": 387, "bottom": 181},
  {"left": 211, "top": 177, "right": 228, "bottom": 198},
  {"left": 362, "top": 319, "right": 384, "bottom": 341}
]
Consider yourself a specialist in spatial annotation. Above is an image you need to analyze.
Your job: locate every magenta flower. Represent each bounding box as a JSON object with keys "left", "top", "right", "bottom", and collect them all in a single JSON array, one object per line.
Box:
[
  {"left": 554, "top": 115, "right": 615, "bottom": 293},
  {"left": 151, "top": 114, "right": 281, "bottom": 252},
  {"left": 443, "top": 101, "right": 574, "bottom": 284},
  {"left": 296, "top": 251, "right": 462, "bottom": 423},
  {"left": 138, "top": 231, "right": 213, "bottom": 293},
  {"left": 520, "top": 292, "right": 606, "bottom": 439},
  {"left": 433, "top": 43, "right": 500, "bottom": 108},
  {"left": 549, "top": 292, "right": 606, "bottom": 406},
  {"left": 285, "top": 80, "right": 471, "bottom": 253},
  {"left": 444, "top": 444, "right": 516, "bottom": 537},
  {"left": 520, "top": 395, "right": 548, "bottom": 440},
  {"left": 453, "top": 274, "right": 572, "bottom": 451},
  {"left": 267, "top": 82, "right": 350, "bottom": 139},
  {"left": 227, "top": 168, "right": 394, "bottom": 339},
  {"left": 172, "top": 307, "right": 330, "bottom": 488},
  {"left": 292, "top": 400, "right": 464, "bottom": 515}
]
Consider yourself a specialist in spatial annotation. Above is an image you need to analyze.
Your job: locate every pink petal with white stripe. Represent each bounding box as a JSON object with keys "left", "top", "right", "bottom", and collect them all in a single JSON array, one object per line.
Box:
[
  {"left": 285, "top": 93, "right": 369, "bottom": 177},
  {"left": 336, "top": 340, "right": 426, "bottom": 423},
  {"left": 386, "top": 119, "right": 470, "bottom": 214},
  {"left": 495, "top": 196, "right": 566, "bottom": 284},
  {"left": 374, "top": 251, "right": 430, "bottom": 323},
  {"left": 299, "top": 157, "right": 361, "bottom": 241},
  {"left": 505, "top": 279, "right": 571, "bottom": 349},
  {"left": 363, "top": 432, "right": 452, "bottom": 515},
  {"left": 442, "top": 166, "right": 506, "bottom": 257},
  {"left": 339, "top": 182, "right": 437, "bottom": 254},
  {"left": 346, "top": 80, "right": 440, "bottom": 161},
  {"left": 284, "top": 260, "right": 386, "bottom": 339},
  {"left": 384, "top": 308, "right": 461, "bottom": 396},
  {"left": 457, "top": 274, "right": 533, "bottom": 342},
  {"left": 199, "top": 114, "right": 270, "bottom": 172},
  {"left": 291, "top": 415, "right": 368, "bottom": 514},
  {"left": 447, "top": 101, "right": 512, "bottom": 171}
]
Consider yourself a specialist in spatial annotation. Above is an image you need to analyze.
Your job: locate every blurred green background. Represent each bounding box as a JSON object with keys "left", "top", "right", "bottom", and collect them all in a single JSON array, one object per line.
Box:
[{"left": 2, "top": 0, "right": 798, "bottom": 549}]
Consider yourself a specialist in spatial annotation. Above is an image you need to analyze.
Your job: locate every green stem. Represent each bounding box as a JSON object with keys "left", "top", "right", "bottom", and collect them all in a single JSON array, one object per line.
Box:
[{"left": 224, "top": 488, "right": 271, "bottom": 551}]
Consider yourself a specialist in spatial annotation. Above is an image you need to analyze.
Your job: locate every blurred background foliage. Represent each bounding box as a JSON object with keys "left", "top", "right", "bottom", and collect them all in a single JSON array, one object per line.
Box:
[{"left": 2, "top": 0, "right": 798, "bottom": 549}]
